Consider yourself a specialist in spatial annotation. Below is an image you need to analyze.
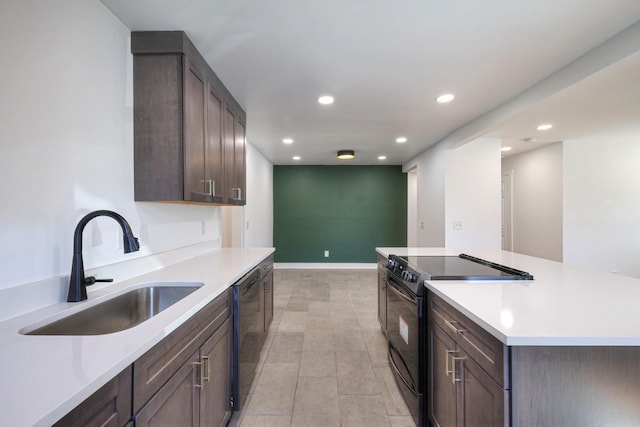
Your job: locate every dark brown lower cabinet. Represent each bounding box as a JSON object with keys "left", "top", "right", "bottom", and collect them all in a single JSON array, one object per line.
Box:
[
  {"left": 200, "top": 317, "right": 233, "bottom": 427},
  {"left": 134, "top": 289, "right": 233, "bottom": 426},
  {"left": 135, "top": 351, "right": 200, "bottom": 426},
  {"left": 428, "top": 292, "right": 509, "bottom": 427}
]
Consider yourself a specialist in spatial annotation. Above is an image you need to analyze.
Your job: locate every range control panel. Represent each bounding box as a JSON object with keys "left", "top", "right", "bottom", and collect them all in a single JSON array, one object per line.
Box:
[{"left": 386, "top": 256, "right": 419, "bottom": 283}]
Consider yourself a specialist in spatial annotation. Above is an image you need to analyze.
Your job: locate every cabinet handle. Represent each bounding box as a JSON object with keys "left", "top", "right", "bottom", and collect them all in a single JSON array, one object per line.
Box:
[
  {"left": 192, "top": 361, "right": 204, "bottom": 388},
  {"left": 195, "top": 179, "right": 214, "bottom": 197},
  {"left": 445, "top": 349, "right": 456, "bottom": 377},
  {"left": 231, "top": 187, "right": 242, "bottom": 200},
  {"left": 451, "top": 356, "right": 466, "bottom": 385},
  {"left": 444, "top": 319, "right": 466, "bottom": 335},
  {"left": 202, "top": 356, "right": 210, "bottom": 383}
]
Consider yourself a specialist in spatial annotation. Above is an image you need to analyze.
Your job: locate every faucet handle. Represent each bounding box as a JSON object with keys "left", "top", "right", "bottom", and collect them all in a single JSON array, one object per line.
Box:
[{"left": 83, "top": 276, "right": 114, "bottom": 286}]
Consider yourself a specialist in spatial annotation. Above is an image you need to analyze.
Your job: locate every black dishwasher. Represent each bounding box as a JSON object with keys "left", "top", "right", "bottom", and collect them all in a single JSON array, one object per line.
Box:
[{"left": 231, "top": 268, "right": 263, "bottom": 412}]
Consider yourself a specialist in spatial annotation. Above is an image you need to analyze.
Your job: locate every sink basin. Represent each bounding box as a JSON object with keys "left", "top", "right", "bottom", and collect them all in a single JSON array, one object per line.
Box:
[{"left": 23, "top": 284, "right": 202, "bottom": 336}]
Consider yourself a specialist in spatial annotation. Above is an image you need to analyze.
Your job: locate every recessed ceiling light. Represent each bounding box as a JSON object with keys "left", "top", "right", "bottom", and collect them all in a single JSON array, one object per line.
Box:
[
  {"left": 283, "top": 138, "right": 293, "bottom": 144},
  {"left": 501, "top": 146, "right": 512, "bottom": 152},
  {"left": 292, "top": 156, "right": 301, "bottom": 161},
  {"left": 436, "top": 93, "right": 455, "bottom": 103},
  {"left": 395, "top": 137, "right": 407, "bottom": 143},
  {"left": 318, "top": 95, "right": 334, "bottom": 105},
  {"left": 378, "top": 155, "right": 387, "bottom": 160},
  {"left": 337, "top": 150, "right": 355, "bottom": 160},
  {"left": 537, "top": 123, "right": 553, "bottom": 131}
]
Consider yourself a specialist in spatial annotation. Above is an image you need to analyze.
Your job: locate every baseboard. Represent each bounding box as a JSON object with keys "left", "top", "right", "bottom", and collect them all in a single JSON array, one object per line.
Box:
[{"left": 274, "top": 263, "right": 376, "bottom": 269}]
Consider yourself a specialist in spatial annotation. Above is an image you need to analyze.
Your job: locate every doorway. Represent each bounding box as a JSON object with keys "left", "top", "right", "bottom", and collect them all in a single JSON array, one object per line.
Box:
[{"left": 501, "top": 171, "right": 513, "bottom": 251}]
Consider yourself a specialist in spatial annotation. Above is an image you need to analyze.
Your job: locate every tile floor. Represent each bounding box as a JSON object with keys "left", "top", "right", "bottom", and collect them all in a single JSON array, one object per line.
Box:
[{"left": 232, "top": 269, "right": 415, "bottom": 427}]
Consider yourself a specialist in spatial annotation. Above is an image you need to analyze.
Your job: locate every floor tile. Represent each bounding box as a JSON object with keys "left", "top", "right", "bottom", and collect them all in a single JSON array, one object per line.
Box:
[
  {"left": 266, "top": 332, "right": 304, "bottom": 363},
  {"left": 336, "top": 351, "right": 380, "bottom": 395},
  {"left": 299, "top": 350, "right": 336, "bottom": 377},
  {"left": 292, "top": 377, "right": 339, "bottom": 417},
  {"left": 245, "top": 362, "right": 299, "bottom": 415}
]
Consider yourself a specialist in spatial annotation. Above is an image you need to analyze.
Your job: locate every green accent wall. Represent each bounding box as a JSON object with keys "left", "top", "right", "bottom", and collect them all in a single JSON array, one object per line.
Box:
[{"left": 274, "top": 165, "right": 407, "bottom": 263}]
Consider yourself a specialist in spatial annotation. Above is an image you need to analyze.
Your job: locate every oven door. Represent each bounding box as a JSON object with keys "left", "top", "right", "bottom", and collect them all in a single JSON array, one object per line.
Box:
[{"left": 386, "top": 273, "right": 423, "bottom": 424}]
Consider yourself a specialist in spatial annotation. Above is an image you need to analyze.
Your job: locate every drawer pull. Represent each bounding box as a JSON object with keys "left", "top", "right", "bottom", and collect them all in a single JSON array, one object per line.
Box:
[
  {"left": 444, "top": 319, "right": 466, "bottom": 335},
  {"left": 445, "top": 349, "right": 456, "bottom": 377},
  {"left": 202, "top": 356, "right": 210, "bottom": 383},
  {"left": 451, "top": 356, "right": 466, "bottom": 384},
  {"left": 193, "top": 361, "right": 204, "bottom": 388}
]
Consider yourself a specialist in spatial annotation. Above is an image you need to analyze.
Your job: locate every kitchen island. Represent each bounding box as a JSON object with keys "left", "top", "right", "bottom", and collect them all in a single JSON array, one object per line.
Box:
[
  {"left": 0, "top": 246, "right": 274, "bottom": 426},
  {"left": 377, "top": 247, "right": 640, "bottom": 427}
]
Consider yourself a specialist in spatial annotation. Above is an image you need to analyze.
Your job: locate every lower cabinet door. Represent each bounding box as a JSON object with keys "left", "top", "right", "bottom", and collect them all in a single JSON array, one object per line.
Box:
[
  {"left": 200, "top": 317, "right": 233, "bottom": 427},
  {"left": 429, "top": 322, "right": 457, "bottom": 427},
  {"left": 457, "top": 351, "right": 508, "bottom": 427},
  {"left": 135, "top": 351, "right": 200, "bottom": 426}
]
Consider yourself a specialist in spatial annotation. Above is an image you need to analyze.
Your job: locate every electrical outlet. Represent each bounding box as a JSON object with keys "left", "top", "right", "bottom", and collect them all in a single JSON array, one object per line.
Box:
[
  {"left": 139, "top": 224, "right": 148, "bottom": 245},
  {"left": 201, "top": 221, "right": 206, "bottom": 235},
  {"left": 453, "top": 220, "right": 463, "bottom": 230},
  {"left": 324, "top": 250, "right": 329, "bottom": 258}
]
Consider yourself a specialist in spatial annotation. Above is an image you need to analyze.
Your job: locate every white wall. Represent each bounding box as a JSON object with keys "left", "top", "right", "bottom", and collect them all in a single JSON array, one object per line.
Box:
[
  {"left": 405, "top": 142, "right": 446, "bottom": 247},
  {"left": 0, "top": 0, "right": 222, "bottom": 292},
  {"left": 244, "top": 143, "right": 273, "bottom": 247},
  {"left": 564, "top": 133, "right": 640, "bottom": 277},
  {"left": 445, "top": 138, "right": 502, "bottom": 250},
  {"left": 501, "top": 142, "right": 563, "bottom": 261}
]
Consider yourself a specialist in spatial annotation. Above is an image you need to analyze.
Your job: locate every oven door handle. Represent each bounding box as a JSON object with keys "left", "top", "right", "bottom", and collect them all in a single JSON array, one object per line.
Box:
[
  {"left": 388, "top": 344, "right": 418, "bottom": 394},
  {"left": 387, "top": 278, "right": 416, "bottom": 304}
]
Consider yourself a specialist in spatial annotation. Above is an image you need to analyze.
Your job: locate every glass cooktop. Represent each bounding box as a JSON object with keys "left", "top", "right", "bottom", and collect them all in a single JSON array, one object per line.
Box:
[{"left": 395, "top": 253, "right": 533, "bottom": 281}]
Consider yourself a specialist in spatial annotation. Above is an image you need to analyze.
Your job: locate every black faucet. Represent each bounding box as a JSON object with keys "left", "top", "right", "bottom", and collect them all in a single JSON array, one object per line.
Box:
[{"left": 67, "top": 210, "right": 140, "bottom": 302}]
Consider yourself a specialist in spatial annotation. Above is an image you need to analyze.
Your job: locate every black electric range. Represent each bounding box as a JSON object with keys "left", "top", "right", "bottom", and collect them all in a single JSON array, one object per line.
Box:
[{"left": 386, "top": 253, "right": 534, "bottom": 296}]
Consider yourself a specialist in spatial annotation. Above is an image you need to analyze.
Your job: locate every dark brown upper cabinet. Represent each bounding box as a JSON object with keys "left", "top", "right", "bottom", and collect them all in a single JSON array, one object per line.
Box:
[{"left": 132, "top": 31, "right": 246, "bottom": 206}]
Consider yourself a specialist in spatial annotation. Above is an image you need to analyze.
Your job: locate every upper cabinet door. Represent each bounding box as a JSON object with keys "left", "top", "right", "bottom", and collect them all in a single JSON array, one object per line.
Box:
[
  {"left": 234, "top": 120, "right": 246, "bottom": 205},
  {"left": 206, "top": 85, "right": 224, "bottom": 202},
  {"left": 223, "top": 107, "right": 236, "bottom": 203},
  {"left": 183, "top": 59, "right": 207, "bottom": 202}
]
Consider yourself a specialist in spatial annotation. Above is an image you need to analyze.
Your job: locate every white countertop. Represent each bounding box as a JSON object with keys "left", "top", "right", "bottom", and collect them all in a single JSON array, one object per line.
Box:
[
  {"left": 377, "top": 247, "right": 640, "bottom": 347},
  {"left": 0, "top": 247, "right": 274, "bottom": 427}
]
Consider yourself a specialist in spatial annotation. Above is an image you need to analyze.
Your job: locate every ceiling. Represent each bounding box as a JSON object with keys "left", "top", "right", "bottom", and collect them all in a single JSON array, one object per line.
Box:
[{"left": 101, "top": 0, "right": 640, "bottom": 165}]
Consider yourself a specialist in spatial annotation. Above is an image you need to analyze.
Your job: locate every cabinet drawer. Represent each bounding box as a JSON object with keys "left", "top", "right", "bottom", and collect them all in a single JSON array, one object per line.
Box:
[
  {"left": 377, "top": 254, "right": 387, "bottom": 270},
  {"left": 258, "top": 255, "right": 274, "bottom": 279},
  {"left": 133, "top": 288, "right": 231, "bottom": 412},
  {"left": 429, "top": 293, "right": 508, "bottom": 387}
]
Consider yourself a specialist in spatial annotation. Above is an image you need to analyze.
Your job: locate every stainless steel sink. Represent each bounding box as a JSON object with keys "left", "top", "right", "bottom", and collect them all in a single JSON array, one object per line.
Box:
[{"left": 23, "top": 284, "right": 202, "bottom": 336}]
